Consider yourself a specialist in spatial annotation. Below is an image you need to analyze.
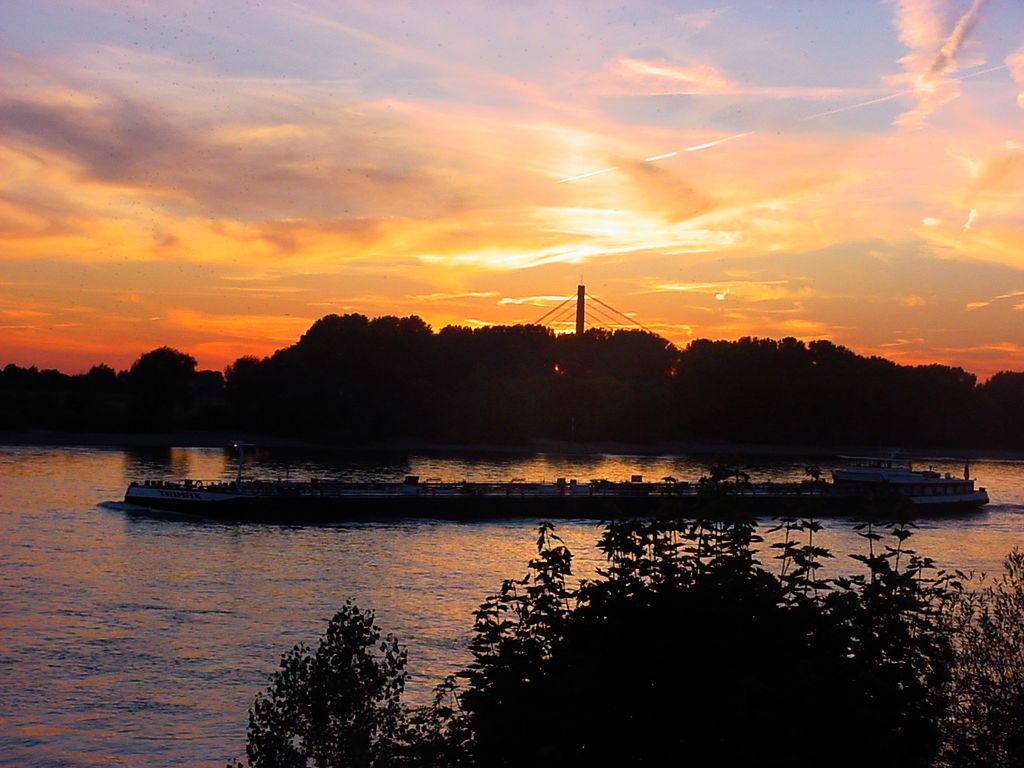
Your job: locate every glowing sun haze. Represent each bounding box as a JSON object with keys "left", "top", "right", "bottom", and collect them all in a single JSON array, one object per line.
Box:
[{"left": 1, "top": 1, "right": 1023, "bottom": 377}]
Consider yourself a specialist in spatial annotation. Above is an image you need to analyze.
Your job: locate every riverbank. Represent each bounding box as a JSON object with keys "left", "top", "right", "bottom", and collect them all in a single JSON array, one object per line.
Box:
[{"left": 3, "top": 429, "right": 1023, "bottom": 461}]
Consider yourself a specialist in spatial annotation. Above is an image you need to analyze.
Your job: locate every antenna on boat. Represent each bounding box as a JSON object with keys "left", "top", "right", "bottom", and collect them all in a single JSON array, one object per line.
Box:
[{"left": 231, "top": 441, "right": 255, "bottom": 485}]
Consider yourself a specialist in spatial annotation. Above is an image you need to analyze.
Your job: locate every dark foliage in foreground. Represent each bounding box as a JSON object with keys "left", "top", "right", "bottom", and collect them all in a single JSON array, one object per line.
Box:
[
  {"left": 940, "top": 550, "right": 1024, "bottom": 767},
  {"left": 229, "top": 513, "right": 1024, "bottom": 768},
  {"left": 230, "top": 601, "right": 407, "bottom": 768},
  {"left": 6, "top": 312, "right": 1024, "bottom": 448},
  {"left": 458, "top": 518, "right": 953, "bottom": 768}
]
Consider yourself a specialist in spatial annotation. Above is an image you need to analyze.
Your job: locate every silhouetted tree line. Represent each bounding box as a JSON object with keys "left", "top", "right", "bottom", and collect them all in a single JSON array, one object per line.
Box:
[
  {"left": 5, "top": 313, "right": 1024, "bottom": 448},
  {"left": 228, "top": 514, "right": 1024, "bottom": 767},
  {"left": 0, "top": 346, "right": 227, "bottom": 432}
]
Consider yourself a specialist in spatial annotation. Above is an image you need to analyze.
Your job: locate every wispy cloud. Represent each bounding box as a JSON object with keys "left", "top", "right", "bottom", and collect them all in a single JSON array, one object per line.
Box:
[
  {"left": 497, "top": 295, "right": 570, "bottom": 306},
  {"left": 413, "top": 291, "right": 499, "bottom": 301},
  {"left": 0, "top": 308, "right": 51, "bottom": 319},
  {"left": 608, "top": 56, "right": 886, "bottom": 99},
  {"left": 0, "top": 54, "right": 484, "bottom": 225},
  {"left": 925, "top": 0, "right": 989, "bottom": 78},
  {"left": 1009, "top": 49, "right": 1024, "bottom": 107},
  {"left": 888, "top": 0, "right": 990, "bottom": 129},
  {"left": 963, "top": 208, "right": 978, "bottom": 231},
  {"left": 615, "top": 57, "right": 734, "bottom": 93},
  {"left": 648, "top": 282, "right": 725, "bottom": 293},
  {"left": 645, "top": 280, "right": 796, "bottom": 303},
  {"left": 965, "top": 289, "right": 1024, "bottom": 310}
]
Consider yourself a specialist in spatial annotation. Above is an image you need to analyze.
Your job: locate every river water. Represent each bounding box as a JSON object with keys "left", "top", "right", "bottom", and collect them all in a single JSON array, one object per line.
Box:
[{"left": 1, "top": 445, "right": 1022, "bottom": 766}]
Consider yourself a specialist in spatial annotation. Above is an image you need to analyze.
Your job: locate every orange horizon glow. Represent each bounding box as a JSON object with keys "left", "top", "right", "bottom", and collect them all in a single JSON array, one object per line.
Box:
[{"left": 2, "top": 2, "right": 1023, "bottom": 379}]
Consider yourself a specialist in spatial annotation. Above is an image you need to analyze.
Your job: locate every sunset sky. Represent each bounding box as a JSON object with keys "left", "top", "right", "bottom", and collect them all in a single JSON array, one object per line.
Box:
[{"left": 1, "top": 1, "right": 1023, "bottom": 377}]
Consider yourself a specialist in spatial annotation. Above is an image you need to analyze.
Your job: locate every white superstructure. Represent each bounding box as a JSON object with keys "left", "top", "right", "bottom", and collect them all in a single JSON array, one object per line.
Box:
[{"left": 831, "top": 457, "right": 988, "bottom": 506}]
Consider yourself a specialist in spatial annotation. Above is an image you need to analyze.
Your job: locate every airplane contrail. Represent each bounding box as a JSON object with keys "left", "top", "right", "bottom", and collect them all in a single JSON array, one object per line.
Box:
[
  {"left": 559, "top": 133, "right": 750, "bottom": 182},
  {"left": 556, "top": 63, "right": 1009, "bottom": 184},
  {"left": 800, "top": 92, "right": 905, "bottom": 121},
  {"left": 557, "top": 166, "right": 620, "bottom": 183},
  {"left": 679, "top": 132, "right": 751, "bottom": 153},
  {"left": 804, "top": 62, "right": 1008, "bottom": 121}
]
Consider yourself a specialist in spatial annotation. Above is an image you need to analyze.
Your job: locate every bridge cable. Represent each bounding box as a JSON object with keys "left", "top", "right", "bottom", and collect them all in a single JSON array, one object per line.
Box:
[
  {"left": 554, "top": 305, "right": 580, "bottom": 327},
  {"left": 588, "top": 293, "right": 645, "bottom": 326},
  {"left": 588, "top": 294, "right": 658, "bottom": 335},
  {"left": 532, "top": 296, "right": 573, "bottom": 325},
  {"left": 586, "top": 303, "right": 626, "bottom": 329},
  {"left": 544, "top": 302, "right": 578, "bottom": 330}
]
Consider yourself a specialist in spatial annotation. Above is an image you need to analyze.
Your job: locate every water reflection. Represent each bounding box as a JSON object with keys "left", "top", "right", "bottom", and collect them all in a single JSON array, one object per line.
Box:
[
  {"left": 122, "top": 445, "right": 237, "bottom": 483},
  {"left": 0, "top": 445, "right": 1022, "bottom": 767}
]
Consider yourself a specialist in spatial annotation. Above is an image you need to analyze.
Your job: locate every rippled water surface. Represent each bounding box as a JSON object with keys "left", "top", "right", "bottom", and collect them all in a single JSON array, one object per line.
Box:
[{"left": 1, "top": 445, "right": 1023, "bottom": 766}]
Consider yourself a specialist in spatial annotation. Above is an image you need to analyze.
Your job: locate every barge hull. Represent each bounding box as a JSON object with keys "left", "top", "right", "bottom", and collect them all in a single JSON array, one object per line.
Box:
[{"left": 123, "top": 488, "right": 986, "bottom": 523}]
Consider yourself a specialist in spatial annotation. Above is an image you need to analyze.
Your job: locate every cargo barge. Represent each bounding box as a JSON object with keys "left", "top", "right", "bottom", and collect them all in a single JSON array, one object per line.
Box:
[{"left": 123, "top": 456, "right": 988, "bottom": 522}]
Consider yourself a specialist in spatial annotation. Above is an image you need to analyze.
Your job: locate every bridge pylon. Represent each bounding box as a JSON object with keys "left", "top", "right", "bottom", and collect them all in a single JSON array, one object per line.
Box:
[{"left": 576, "top": 284, "right": 585, "bottom": 335}]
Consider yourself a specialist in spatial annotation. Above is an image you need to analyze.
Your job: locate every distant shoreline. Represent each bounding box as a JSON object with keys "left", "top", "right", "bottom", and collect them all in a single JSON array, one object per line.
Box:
[{"left": 2, "top": 430, "right": 1022, "bottom": 462}]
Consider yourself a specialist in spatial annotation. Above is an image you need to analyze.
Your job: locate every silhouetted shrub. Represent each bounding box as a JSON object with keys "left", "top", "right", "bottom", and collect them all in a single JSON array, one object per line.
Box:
[
  {"left": 459, "top": 516, "right": 956, "bottom": 767},
  {"left": 233, "top": 602, "right": 407, "bottom": 768},
  {"left": 941, "top": 550, "right": 1024, "bottom": 767}
]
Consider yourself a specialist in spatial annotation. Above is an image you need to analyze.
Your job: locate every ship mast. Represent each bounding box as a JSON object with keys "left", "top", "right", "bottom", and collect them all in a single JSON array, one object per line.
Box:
[{"left": 232, "top": 441, "right": 254, "bottom": 485}]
